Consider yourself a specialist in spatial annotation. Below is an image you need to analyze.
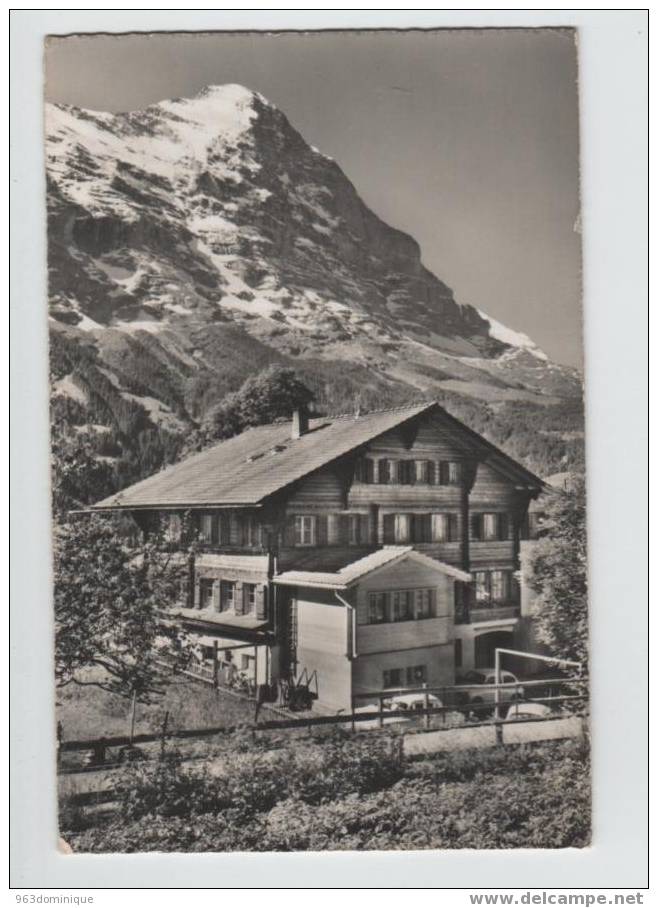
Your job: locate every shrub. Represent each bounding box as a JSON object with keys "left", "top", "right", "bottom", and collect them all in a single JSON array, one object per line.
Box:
[
  {"left": 69, "top": 737, "right": 590, "bottom": 853},
  {"left": 116, "top": 754, "right": 222, "bottom": 819},
  {"left": 289, "top": 737, "right": 404, "bottom": 804}
]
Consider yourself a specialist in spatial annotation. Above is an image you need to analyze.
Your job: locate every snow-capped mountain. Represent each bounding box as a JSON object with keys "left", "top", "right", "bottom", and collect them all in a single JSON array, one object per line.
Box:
[{"left": 46, "top": 84, "right": 581, "bottom": 442}]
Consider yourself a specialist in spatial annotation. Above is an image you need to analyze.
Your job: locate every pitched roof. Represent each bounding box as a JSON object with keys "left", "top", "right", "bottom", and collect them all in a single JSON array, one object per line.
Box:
[
  {"left": 89, "top": 400, "right": 544, "bottom": 510},
  {"left": 274, "top": 546, "right": 471, "bottom": 589},
  {"left": 90, "top": 402, "right": 432, "bottom": 509}
]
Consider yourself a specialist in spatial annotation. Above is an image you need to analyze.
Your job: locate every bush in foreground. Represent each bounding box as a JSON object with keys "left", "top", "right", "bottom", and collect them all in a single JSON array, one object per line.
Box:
[{"left": 66, "top": 736, "right": 589, "bottom": 852}]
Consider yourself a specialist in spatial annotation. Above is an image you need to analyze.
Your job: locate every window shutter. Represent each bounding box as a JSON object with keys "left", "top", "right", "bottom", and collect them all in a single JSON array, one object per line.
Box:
[
  {"left": 338, "top": 513, "right": 350, "bottom": 545},
  {"left": 498, "top": 513, "right": 510, "bottom": 541},
  {"left": 316, "top": 515, "right": 328, "bottom": 546},
  {"left": 378, "top": 459, "right": 389, "bottom": 484},
  {"left": 413, "top": 514, "right": 431, "bottom": 543},
  {"left": 448, "top": 513, "right": 459, "bottom": 542},
  {"left": 194, "top": 577, "right": 201, "bottom": 609},
  {"left": 234, "top": 581, "right": 244, "bottom": 615},
  {"left": 439, "top": 461, "right": 449, "bottom": 485},
  {"left": 423, "top": 513, "right": 432, "bottom": 543},
  {"left": 383, "top": 513, "right": 395, "bottom": 544},
  {"left": 365, "top": 459, "right": 374, "bottom": 483},
  {"left": 426, "top": 460, "right": 435, "bottom": 485},
  {"left": 471, "top": 513, "right": 482, "bottom": 540},
  {"left": 255, "top": 585, "right": 267, "bottom": 620},
  {"left": 395, "top": 460, "right": 404, "bottom": 484},
  {"left": 212, "top": 581, "right": 221, "bottom": 612},
  {"left": 284, "top": 516, "right": 297, "bottom": 548},
  {"left": 354, "top": 458, "right": 364, "bottom": 483}
]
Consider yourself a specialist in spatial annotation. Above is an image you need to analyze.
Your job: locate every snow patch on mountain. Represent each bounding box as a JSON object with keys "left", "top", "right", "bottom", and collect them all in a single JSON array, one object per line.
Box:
[{"left": 477, "top": 310, "right": 548, "bottom": 361}]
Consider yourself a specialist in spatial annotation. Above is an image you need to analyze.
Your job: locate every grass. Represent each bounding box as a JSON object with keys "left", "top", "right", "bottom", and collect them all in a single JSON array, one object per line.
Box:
[{"left": 56, "top": 669, "right": 269, "bottom": 743}]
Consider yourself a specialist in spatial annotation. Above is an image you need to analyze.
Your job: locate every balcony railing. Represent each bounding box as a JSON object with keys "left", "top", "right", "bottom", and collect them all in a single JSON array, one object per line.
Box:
[{"left": 455, "top": 598, "right": 520, "bottom": 625}]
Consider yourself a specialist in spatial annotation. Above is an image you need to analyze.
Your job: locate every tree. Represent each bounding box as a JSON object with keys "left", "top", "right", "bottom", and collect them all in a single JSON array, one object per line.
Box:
[
  {"left": 54, "top": 514, "right": 192, "bottom": 725},
  {"left": 50, "top": 416, "right": 117, "bottom": 519},
  {"left": 202, "top": 365, "right": 314, "bottom": 442},
  {"left": 527, "top": 476, "right": 589, "bottom": 668}
]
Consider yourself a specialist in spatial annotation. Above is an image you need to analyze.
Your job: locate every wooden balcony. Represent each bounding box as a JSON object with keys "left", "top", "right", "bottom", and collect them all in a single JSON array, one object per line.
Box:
[{"left": 455, "top": 601, "right": 520, "bottom": 626}]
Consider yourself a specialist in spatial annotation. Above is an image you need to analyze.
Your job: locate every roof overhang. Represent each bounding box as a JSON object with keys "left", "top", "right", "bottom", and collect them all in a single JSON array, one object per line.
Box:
[
  {"left": 274, "top": 547, "right": 471, "bottom": 591},
  {"left": 176, "top": 608, "right": 272, "bottom": 643}
]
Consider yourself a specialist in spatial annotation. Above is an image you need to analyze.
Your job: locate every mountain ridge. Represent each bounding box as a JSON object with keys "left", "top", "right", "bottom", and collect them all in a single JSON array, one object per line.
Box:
[{"left": 46, "top": 83, "right": 583, "bottom": 502}]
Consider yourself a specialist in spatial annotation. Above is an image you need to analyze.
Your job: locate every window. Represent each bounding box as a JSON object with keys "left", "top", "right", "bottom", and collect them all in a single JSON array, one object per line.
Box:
[
  {"left": 439, "top": 461, "right": 461, "bottom": 485},
  {"left": 366, "top": 589, "right": 435, "bottom": 624},
  {"left": 198, "top": 513, "right": 221, "bottom": 545},
  {"left": 166, "top": 513, "right": 182, "bottom": 542},
  {"left": 198, "top": 578, "right": 214, "bottom": 610},
  {"left": 398, "top": 460, "right": 415, "bottom": 485},
  {"left": 394, "top": 513, "right": 411, "bottom": 543},
  {"left": 243, "top": 583, "right": 256, "bottom": 614},
  {"left": 406, "top": 665, "right": 427, "bottom": 686},
  {"left": 383, "top": 668, "right": 403, "bottom": 689},
  {"left": 414, "top": 460, "right": 434, "bottom": 484},
  {"left": 415, "top": 588, "right": 435, "bottom": 619},
  {"left": 243, "top": 516, "right": 260, "bottom": 547},
  {"left": 448, "top": 462, "right": 461, "bottom": 484},
  {"left": 483, "top": 513, "right": 498, "bottom": 540},
  {"left": 472, "top": 570, "right": 513, "bottom": 605},
  {"left": 431, "top": 513, "right": 458, "bottom": 543},
  {"left": 392, "top": 590, "right": 413, "bottom": 621},
  {"left": 294, "top": 515, "right": 317, "bottom": 546},
  {"left": 368, "top": 592, "right": 388, "bottom": 624},
  {"left": 220, "top": 580, "right": 235, "bottom": 611},
  {"left": 472, "top": 513, "right": 510, "bottom": 542},
  {"left": 490, "top": 570, "right": 509, "bottom": 602},
  {"left": 474, "top": 571, "right": 489, "bottom": 602},
  {"left": 349, "top": 514, "right": 362, "bottom": 546}
]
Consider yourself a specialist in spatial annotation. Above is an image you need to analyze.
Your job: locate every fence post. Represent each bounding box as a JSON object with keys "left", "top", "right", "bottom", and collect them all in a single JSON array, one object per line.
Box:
[
  {"left": 160, "top": 710, "right": 169, "bottom": 758},
  {"left": 378, "top": 694, "right": 384, "bottom": 729},
  {"left": 213, "top": 641, "right": 219, "bottom": 690},
  {"left": 494, "top": 651, "right": 503, "bottom": 745}
]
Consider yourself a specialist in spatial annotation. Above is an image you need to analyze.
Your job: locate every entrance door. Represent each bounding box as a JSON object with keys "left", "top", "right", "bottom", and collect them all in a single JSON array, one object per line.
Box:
[{"left": 474, "top": 630, "right": 514, "bottom": 669}]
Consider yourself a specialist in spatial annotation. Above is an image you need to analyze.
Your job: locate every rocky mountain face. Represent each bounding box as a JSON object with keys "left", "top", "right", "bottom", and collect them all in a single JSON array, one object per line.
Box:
[{"left": 45, "top": 84, "right": 583, "bottom": 495}]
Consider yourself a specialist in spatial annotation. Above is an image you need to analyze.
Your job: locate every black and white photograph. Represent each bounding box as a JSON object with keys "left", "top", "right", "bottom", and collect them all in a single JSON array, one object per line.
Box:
[
  {"left": 42, "top": 25, "right": 594, "bottom": 856},
  {"left": 7, "top": 10, "right": 651, "bottom": 884}
]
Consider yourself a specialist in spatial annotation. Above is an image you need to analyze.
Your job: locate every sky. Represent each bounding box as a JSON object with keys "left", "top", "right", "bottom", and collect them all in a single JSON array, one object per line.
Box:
[{"left": 44, "top": 29, "right": 583, "bottom": 367}]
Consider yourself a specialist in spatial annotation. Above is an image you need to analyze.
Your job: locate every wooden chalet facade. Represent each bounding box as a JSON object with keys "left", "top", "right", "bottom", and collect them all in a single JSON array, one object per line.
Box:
[{"left": 90, "top": 402, "right": 545, "bottom": 711}]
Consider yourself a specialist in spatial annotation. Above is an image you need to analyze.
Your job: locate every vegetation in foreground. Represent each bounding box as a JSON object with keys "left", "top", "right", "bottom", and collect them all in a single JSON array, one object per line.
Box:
[{"left": 62, "top": 735, "right": 590, "bottom": 853}]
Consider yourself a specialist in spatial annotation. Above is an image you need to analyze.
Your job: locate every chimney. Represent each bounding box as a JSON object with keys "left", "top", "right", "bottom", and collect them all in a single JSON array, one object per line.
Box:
[{"left": 291, "top": 406, "right": 309, "bottom": 439}]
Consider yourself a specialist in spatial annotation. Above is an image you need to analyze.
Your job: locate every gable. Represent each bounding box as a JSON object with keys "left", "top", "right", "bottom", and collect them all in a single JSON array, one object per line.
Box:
[{"left": 88, "top": 400, "right": 543, "bottom": 511}]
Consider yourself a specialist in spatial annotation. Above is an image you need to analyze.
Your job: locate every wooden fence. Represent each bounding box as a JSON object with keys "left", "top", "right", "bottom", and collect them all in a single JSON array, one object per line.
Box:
[{"left": 58, "top": 676, "right": 587, "bottom": 773}]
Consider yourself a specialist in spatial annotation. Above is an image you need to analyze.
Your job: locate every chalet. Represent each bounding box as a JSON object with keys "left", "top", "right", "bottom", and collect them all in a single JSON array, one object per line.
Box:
[{"left": 89, "top": 401, "right": 545, "bottom": 712}]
